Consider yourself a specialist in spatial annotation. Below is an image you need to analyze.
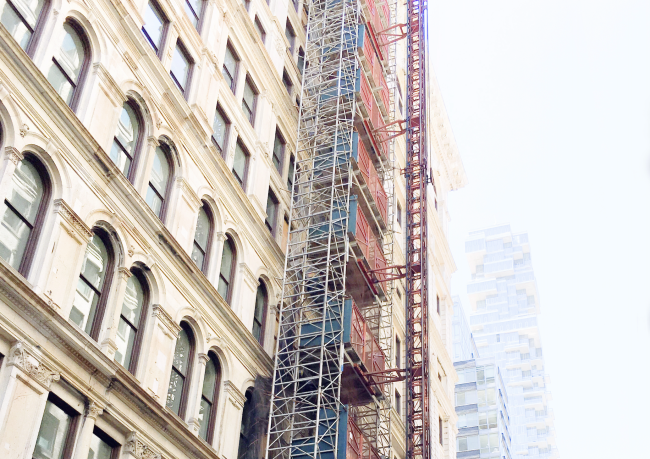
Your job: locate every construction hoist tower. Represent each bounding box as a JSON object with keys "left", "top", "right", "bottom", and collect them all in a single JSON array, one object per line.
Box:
[{"left": 265, "top": 0, "right": 403, "bottom": 458}]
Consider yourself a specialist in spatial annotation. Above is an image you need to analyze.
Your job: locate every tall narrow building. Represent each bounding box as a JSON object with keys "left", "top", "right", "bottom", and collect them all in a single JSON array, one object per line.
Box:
[{"left": 463, "top": 225, "right": 559, "bottom": 459}]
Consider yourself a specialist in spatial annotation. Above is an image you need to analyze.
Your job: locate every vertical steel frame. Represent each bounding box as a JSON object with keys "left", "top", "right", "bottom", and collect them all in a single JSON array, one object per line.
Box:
[
  {"left": 265, "top": 1, "right": 360, "bottom": 459},
  {"left": 405, "top": 1, "right": 430, "bottom": 459}
]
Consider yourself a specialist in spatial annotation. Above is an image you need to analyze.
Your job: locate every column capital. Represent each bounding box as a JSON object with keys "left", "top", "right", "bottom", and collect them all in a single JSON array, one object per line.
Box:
[
  {"left": 198, "top": 353, "right": 210, "bottom": 365},
  {"left": 86, "top": 401, "right": 104, "bottom": 420},
  {"left": 4, "top": 146, "right": 22, "bottom": 165},
  {"left": 124, "top": 431, "right": 161, "bottom": 459},
  {"left": 7, "top": 341, "right": 60, "bottom": 389},
  {"left": 118, "top": 267, "right": 133, "bottom": 281}
]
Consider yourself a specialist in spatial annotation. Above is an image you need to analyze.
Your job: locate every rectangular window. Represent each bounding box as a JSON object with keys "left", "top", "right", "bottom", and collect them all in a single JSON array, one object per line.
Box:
[
  {"left": 439, "top": 417, "right": 443, "bottom": 445},
  {"left": 285, "top": 21, "right": 296, "bottom": 54},
  {"left": 184, "top": 0, "right": 204, "bottom": 28},
  {"left": 281, "top": 214, "right": 290, "bottom": 251},
  {"left": 455, "top": 390, "right": 477, "bottom": 406},
  {"left": 397, "top": 201, "right": 402, "bottom": 227},
  {"left": 142, "top": 1, "right": 167, "bottom": 55},
  {"left": 254, "top": 16, "right": 266, "bottom": 43},
  {"left": 88, "top": 427, "right": 118, "bottom": 459},
  {"left": 282, "top": 70, "right": 293, "bottom": 95},
  {"left": 394, "top": 389, "right": 401, "bottom": 416},
  {"left": 287, "top": 155, "right": 296, "bottom": 191},
  {"left": 232, "top": 141, "right": 249, "bottom": 189},
  {"left": 395, "top": 336, "right": 401, "bottom": 368},
  {"left": 242, "top": 77, "right": 258, "bottom": 125},
  {"left": 223, "top": 43, "right": 239, "bottom": 93},
  {"left": 273, "top": 130, "right": 286, "bottom": 174},
  {"left": 170, "top": 41, "right": 192, "bottom": 96},
  {"left": 266, "top": 190, "right": 279, "bottom": 235},
  {"left": 436, "top": 295, "right": 440, "bottom": 315},
  {"left": 33, "top": 394, "right": 79, "bottom": 459},
  {"left": 297, "top": 48, "right": 305, "bottom": 75},
  {"left": 212, "top": 105, "right": 230, "bottom": 155},
  {"left": 457, "top": 435, "right": 479, "bottom": 452}
]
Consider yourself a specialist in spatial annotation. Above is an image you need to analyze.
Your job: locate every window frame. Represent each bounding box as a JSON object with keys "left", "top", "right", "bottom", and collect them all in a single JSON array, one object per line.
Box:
[
  {"left": 147, "top": 142, "right": 175, "bottom": 221},
  {"left": 282, "top": 69, "right": 293, "bottom": 96},
  {"left": 89, "top": 426, "right": 120, "bottom": 459},
  {"left": 241, "top": 76, "right": 258, "bottom": 126},
  {"left": 231, "top": 140, "right": 250, "bottom": 190},
  {"left": 395, "top": 335, "right": 401, "bottom": 368},
  {"left": 142, "top": 0, "right": 169, "bottom": 58},
  {"left": 238, "top": 390, "right": 255, "bottom": 459},
  {"left": 286, "top": 154, "right": 295, "bottom": 192},
  {"left": 1, "top": 0, "right": 51, "bottom": 55},
  {"left": 75, "top": 227, "right": 116, "bottom": 340},
  {"left": 184, "top": 0, "right": 206, "bottom": 30},
  {"left": 200, "top": 351, "right": 221, "bottom": 443},
  {"left": 118, "top": 268, "right": 150, "bottom": 374},
  {"left": 112, "top": 99, "right": 145, "bottom": 182},
  {"left": 285, "top": 20, "right": 296, "bottom": 55},
  {"left": 222, "top": 42, "right": 240, "bottom": 94},
  {"left": 170, "top": 39, "right": 194, "bottom": 98},
  {"left": 51, "top": 19, "right": 91, "bottom": 111},
  {"left": 192, "top": 202, "right": 214, "bottom": 274},
  {"left": 272, "top": 129, "right": 285, "bottom": 175},
  {"left": 218, "top": 236, "right": 237, "bottom": 304},
  {"left": 252, "top": 282, "right": 267, "bottom": 345},
  {"left": 3, "top": 153, "right": 52, "bottom": 277},
  {"left": 168, "top": 321, "right": 196, "bottom": 418},
  {"left": 33, "top": 392, "right": 80, "bottom": 459},
  {"left": 297, "top": 47, "right": 305, "bottom": 75},
  {"left": 265, "top": 189, "right": 279, "bottom": 235},
  {"left": 253, "top": 16, "right": 266, "bottom": 43},
  {"left": 394, "top": 389, "right": 401, "bottom": 416},
  {"left": 211, "top": 104, "right": 231, "bottom": 157}
]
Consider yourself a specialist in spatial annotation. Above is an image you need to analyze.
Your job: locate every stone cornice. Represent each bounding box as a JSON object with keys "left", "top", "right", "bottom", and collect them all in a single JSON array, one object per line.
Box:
[
  {"left": 151, "top": 304, "right": 182, "bottom": 338},
  {"left": 176, "top": 177, "right": 202, "bottom": 211},
  {"left": 224, "top": 380, "right": 247, "bottom": 408},
  {"left": 7, "top": 341, "right": 60, "bottom": 389},
  {"left": 124, "top": 431, "right": 162, "bottom": 459},
  {"left": 53, "top": 199, "right": 94, "bottom": 241}
]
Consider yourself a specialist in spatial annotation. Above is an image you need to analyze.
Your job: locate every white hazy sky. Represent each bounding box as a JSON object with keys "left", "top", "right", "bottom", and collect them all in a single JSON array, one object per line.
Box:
[{"left": 428, "top": 0, "right": 650, "bottom": 457}]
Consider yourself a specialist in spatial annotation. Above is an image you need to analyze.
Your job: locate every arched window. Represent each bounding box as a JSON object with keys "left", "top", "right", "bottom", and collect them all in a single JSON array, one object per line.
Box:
[
  {"left": 252, "top": 282, "right": 267, "bottom": 345},
  {"left": 238, "top": 390, "right": 254, "bottom": 459},
  {"left": 146, "top": 144, "right": 173, "bottom": 219},
  {"left": 46, "top": 21, "right": 90, "bottom": 109},
  {"left": 166, "top": 322, "right": 195, "bottom": 417},
  {"left": 217, "top": 236, "right": 235, "bottom": 303},
  {"left": 198, "top": 351, "right": 221, "bottom": 442},
  {"left": 115, "top": 269, "right": 149, "bottom": 373},
  {"left": 110, "top": 101, "right": 142, "bottom": 179},
  {"left": 69, "top": 228, "right": 115, "bottom": 338},
  {"left": 0, "top": 0, "right": 49, "bottom": 52},
  {"left": 191, "top": 202, "right": 213, "bottom": 273},
  {"left": 0, "top": 154, "right": 51, "bottom": 275}
]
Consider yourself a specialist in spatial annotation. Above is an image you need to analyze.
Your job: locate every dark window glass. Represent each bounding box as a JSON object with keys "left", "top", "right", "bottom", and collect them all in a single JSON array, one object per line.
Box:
[
  {"left": 242, "top": 78, "right": 257, "bottom": 125},
  {"left": 198, "top": 352, "right": 221, "bottom": 442},
  {"left": 265, "top": 190, "right": 278, "bottom": 235},
  {"left": 142, "top": 1, "right": 166, "bottom": 53},
  {"left": 287, "top": 155, "right": 295, "bottom": 191},
  {"left": 254, "top": 16, "right": 265, "bottom": 43},
  {"left": 33, "top": 395, "right": 78, "bottom": 459},
  {"left": 170, "top": 42, "right": 192, "bottom": 95},
  {"left": 88, "top": 428, "right": 117, "bottom": 459},
  {"left": 46, "top": 22, "right": 89, "bottom": 107},
  {"left": 223, "top": 44, "right": 239, "bottom": 93},
  {"left": 146, "top": 145, "right": 172, "bottom": 218},
  {"left": 238, "top": 391, "right": 255, "bottom": 459},
  {"left": 110, "top": 102, "right": 141, "bottom": 178},
  {"left": 285, "top": 21, "right": 295, "bottom": 54},
  {"left": 439, "top": 417, "right": 443, "bottom": 445},
  {"left": 0, "top": 0, "right": 47, "bottom": 50},
  {"left": 184, "top": 0, "right": 203, "bottom": 28},
  {"left": 192, "top": 204, "right": 212, "bottom": 272},
  {"left": 232, "top": 142, "right": 249, "bottom": 189},
  {"left": 437, "top": 295, "right": 440, "bottom": 314},
  {"left": 397, "top": 202, "right": 402, "bottom": 227},
  {"left": 297, "top": 48, "right": 305, "bottom": 75},
  {"left": 69, "top": 231, "right": 114, "bottom": 338},
  {"left": 115, "top": 271, "right": 148, "bottom": 373},
  {"left": 0, "top": 156, "right": 49, "bottom": 274},
  {"left": 166, "top": 323, "right": 195, "bottom": 417},
  {"left": 395, "top": 390, "right": 401, "bottom": 416},
  {"left": 252, "top": 283, "right": 266, "bottom": 344},
  {"left": 395, "top": 336, "right": 401, "bottom": 368},
  {"left": 218, "top": 237, "right": 235, "bottom": 302},
  {"left": 272, "top": 131, "right": 285, "bottom": 174},
  {"left": 282, "top": 70, "right": 293, "bottom": 95},
  {"left": 212, "top": 106, "right": 230, "bottom": 154}
]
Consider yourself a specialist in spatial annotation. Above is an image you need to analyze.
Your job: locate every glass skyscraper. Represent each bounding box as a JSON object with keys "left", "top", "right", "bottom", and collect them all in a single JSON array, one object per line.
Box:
[{"left": 460, "top": 225, "right": 559, "bottom": 459}]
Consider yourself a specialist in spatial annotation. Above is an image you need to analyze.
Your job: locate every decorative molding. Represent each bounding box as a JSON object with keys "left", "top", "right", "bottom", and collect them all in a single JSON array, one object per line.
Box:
[
  {"left": 118, "top": 267, "right": 133, "bottom": 281},
  {"left": 53, "top": 199, "right": 93, "bottom": 241},
  {"left": 151, "top": 304, "right": 182, "bottom": 337},
  {"left": 7, "top": 341, "right": 60, "bottom": 389},
  {"left": 177, "top": 177, "right": 202, "bottom": 211},
  {"left": 19, "top": 123, "right": 28, "bottom": 137},
  {"left": 86, "top": 401, "right": 104, "bottom": 420},
  {"left": 275, "top": 37, "right": 285, "bottom": 56},
  {"left": 93, "top": 63, "right": 127, "bottom": 107},
  {"left": 197, "top": 353, "right": 210, "bottom": 365},
  {"left": 224, "top": 380, "right": 247, "bottom": 408},
  {"left": 124, "top": 431, "right": 161, "bottom": 459},
  {"left": 239, "top": 262, "right": 259, "bottom": 289},
  {"left": 147, "top": 136, "right": 160, "bottom": 148},
  {"left": 4, "top": 146, "right": 23, "bottom": 165}
]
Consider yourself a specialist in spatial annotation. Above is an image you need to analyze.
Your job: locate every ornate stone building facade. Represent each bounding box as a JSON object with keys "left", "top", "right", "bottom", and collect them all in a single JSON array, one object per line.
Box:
[{"left": 0, "top": 0, "right": 465, "bottom": 458}]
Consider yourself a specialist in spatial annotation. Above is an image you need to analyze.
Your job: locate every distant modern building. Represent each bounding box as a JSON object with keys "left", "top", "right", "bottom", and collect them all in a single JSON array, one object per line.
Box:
[
  {"left": 462, "top": 225, "right": 559, "bottom": 459},
  {"left": 454, "top": 357, "right": 512, "bottom": 459},
  {"left": 452, "top": 296, "right": 479, "bottom": 361}
]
